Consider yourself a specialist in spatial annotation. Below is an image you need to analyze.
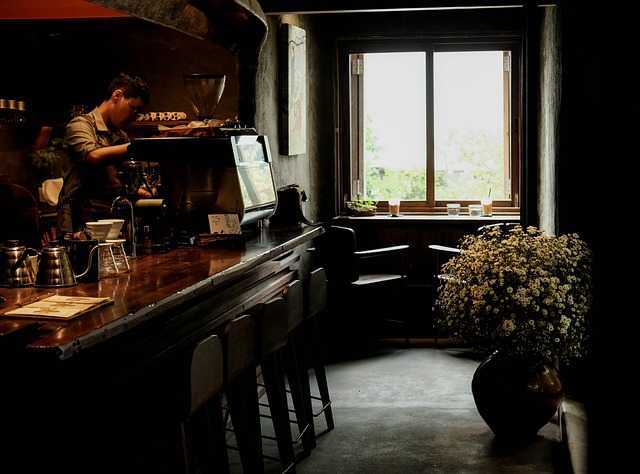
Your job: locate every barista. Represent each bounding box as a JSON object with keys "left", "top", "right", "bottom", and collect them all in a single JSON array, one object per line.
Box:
[{"left": 56, "top": 71, "right": 151, "bottom": 236}]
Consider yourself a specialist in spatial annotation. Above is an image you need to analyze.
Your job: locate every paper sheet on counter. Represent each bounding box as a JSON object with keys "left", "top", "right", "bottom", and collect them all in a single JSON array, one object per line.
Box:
[{"left": 2, "top": 295, "right": 113, "bottom": 320}]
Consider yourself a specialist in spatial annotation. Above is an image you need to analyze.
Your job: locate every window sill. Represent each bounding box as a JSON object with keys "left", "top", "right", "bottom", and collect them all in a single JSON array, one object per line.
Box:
[{"left": 334, "top": 213, "right": 520, "bottom": 224}]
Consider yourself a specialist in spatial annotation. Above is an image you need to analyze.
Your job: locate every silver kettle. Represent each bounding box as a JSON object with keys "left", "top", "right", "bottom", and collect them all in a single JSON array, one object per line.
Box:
[
  {"left": 0, "top": 241, "right": 38, "bottom": 287},
  {"left": 34, "top": 242, "right": 97, "bottom": 288}
]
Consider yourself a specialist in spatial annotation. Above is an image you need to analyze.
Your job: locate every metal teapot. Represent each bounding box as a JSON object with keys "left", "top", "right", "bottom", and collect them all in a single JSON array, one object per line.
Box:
[
  {"left": 34, "top": 241, "right": 97, "bottom": 288},
  {"left": 0, "top": 241, "right": 38, "bottom": 287}
]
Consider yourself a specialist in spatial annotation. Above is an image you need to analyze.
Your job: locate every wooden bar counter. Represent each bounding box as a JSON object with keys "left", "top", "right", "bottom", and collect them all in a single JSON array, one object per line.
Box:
[{"left": 0, "top": 223, "right": 323, "bottom": 472}]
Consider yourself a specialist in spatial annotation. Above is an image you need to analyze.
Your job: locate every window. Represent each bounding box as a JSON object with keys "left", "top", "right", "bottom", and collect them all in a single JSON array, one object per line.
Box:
[{"left": 338, "top": 38, "right": 521, "bottom": 214}]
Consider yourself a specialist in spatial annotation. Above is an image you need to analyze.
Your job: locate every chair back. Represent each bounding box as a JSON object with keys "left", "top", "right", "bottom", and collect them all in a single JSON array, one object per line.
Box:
[
  {"left": 257, "top": 297, "right": 290, "bottom": 357},
  {"left": 306, "top": 267, "right": 327, "bottom": 319},
  {"left": 222, "top": 314, "right": 256, "bottom": 381},
  {"left": 187, "top": 334, "right": 224, "bottom": 417},
  {"left": 477, "top": 222, "right": 520, "bottom": 234},
  {"left": 312, "top": 226, "right": 359, "bottom": 283},
  {"left": 431, "top": 222, "right": 520, "bottom": 282},
  {"left": 282, "top": 279, "right": 305, "bottom": 331}
]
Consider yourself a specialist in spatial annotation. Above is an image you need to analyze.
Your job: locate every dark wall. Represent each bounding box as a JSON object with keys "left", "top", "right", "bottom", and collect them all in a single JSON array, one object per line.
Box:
[
  {"left": 254, "top": 15, "right": 335, "bottom": 225},
  {"left": 0, "top": 19, "right": 239, "bottom": 124},
  {"left": 556, "top": 1, "right": 624, "bottom": 470},
  {"left": 0, "top": 18, "right": 239, "bottom": 202}
]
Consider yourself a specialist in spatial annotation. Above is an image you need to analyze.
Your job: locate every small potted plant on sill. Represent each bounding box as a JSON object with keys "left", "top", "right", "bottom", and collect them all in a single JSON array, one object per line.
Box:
[{"left": 347, "top": 196, "right": 378, "bottom": 216}]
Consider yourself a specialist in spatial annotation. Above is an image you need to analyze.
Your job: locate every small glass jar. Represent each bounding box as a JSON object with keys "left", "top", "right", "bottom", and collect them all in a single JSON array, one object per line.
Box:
[
  {"left": 98, "top": 242, "right": 118, "bottom": 279},
  {"left": 446, "top": 203, "right": 460, "bottom": 216},
  {"left": 468, "top": 204, "right": 482, "bottom": 217},
  {"left": 107, "top": 239, "right": 130, "bottom": 273}
]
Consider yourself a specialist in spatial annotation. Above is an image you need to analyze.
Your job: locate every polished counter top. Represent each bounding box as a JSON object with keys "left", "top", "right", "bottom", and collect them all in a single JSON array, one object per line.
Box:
[{"left": 0, "top": 224, "right": 323, "bottom": 361}]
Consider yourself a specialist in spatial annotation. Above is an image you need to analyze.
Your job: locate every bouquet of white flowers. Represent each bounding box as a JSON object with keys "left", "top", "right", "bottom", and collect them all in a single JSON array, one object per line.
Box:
[{"left": 434, "top": 225, "right": 593, "bottom": 365}]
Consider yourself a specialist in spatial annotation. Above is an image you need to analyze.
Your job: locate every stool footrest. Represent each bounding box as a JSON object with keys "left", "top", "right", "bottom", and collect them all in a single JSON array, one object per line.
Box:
[
  {"left": 259, "top": 402, "right": 311, "bottom": 444},
  {"left": 310, "top": 395, "right": 332, "bottom": 417}
]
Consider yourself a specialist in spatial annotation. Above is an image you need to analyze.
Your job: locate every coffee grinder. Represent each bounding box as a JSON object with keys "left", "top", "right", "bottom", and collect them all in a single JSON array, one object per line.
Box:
[{"left": 183, "top": 73, "right": 226, "bottom": 121}]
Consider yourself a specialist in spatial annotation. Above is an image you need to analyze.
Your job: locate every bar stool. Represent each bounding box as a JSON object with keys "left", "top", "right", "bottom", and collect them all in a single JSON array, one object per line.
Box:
[
  {"left": 222, "top": 303, "right": 297, "bottom": 473},
  {"left": 220, "top": 314, "right": 264, "bottom": 473},
  {"left": 253, "top": 297, "right": 297, "bottom": 473},
  {"left": 173, "top": 334, "right": 229, "bottom": 474},
  {"left": 304, "top": 267, "right": 335, "bottom": 433},
  {"left": 277, "top": 279, "right": 315, "bottom": 454}
]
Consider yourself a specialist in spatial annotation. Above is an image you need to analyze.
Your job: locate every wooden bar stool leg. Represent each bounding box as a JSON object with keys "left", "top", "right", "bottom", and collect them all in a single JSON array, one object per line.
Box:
[
  {"left": 281, "top": 279, "right": 315, "bottom": 454},
  {"left": 188, "top": 396, "right": 228, "bottom": 473},
  {"left": 260, "top": 349, "right": 297, "bottom": 472},
  {"left": 226, "top": 370, "right": 264, "bottom": 473},
  {"left": 283, "top": 324, "right": 315, "bottom": 452},
  {"left": 255, "top": 297, "right": 298, "bottom": 473},
  {"left": 306, "top": 314, "right": 335, "bottom": 431},
  {"left": 174, "top": 334, "right": 229, "bottom": 474},
  {"left": 305, "top": 268, "right": 335, "bottom": 432},
  {"left": 221, "top": 314, "right": 265, "bottom": 474}
]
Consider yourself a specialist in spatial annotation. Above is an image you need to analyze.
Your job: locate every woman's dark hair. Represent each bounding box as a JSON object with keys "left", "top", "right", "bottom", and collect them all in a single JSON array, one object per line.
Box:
[{"left": 105, "top": 71, "right": 150, "bottom": 104}]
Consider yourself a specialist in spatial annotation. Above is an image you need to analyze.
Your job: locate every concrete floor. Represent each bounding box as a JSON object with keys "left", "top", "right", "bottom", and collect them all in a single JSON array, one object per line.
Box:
[{"left": 227, "top": 342, "right": 575, "bottom": 473}]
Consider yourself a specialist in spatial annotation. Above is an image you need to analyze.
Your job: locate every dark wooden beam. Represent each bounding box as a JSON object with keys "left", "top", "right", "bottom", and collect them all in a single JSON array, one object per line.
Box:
[{"left": 0, "top": 0, "right": 130, "bottom": 19}]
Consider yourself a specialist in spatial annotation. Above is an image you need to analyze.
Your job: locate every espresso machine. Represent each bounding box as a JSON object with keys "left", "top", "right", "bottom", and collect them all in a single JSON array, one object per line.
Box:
[
  {"left": 129, "top": 74, "right": 277, "bottom": 245},
  {"left": 128, "top": 134, "right": 277, "bottom": 245},
  {"left": 127, "top": 73, "right": 277, "bottom": 245}
]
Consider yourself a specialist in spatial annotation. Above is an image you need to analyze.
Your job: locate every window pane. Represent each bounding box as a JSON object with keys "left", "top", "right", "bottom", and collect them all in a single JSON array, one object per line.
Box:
[
  {"left": 434, "top": 51, "right": 507, "bottom": 200},
  {"left": 363, "top": 52, "right": 426, "bottom": 201}
]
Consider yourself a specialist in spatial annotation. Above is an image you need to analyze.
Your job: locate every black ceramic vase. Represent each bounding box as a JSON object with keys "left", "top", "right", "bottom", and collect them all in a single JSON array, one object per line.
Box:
[{"left": 471, "top": 351, "right": 564, "bottom": 439}]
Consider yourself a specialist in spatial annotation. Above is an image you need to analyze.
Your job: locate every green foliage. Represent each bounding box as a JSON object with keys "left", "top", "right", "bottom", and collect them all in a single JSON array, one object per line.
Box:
[
  {"left": 363, "top": 114, "right": 504, "bottom": 201},
  {"left": 363, "top": 114, "right": 428, "bottom": 200},
  {"left": 366, "top": 167, "right": 426, "bottom": 201},
  {"left": 348, "top": 195, "right": 378, "bottom": 211},
  {"left": 28, "top": 138, "right": 64, "bottom": 173},
  {"left": 435, "top": 128, "right": 504, "bottom": 200}
]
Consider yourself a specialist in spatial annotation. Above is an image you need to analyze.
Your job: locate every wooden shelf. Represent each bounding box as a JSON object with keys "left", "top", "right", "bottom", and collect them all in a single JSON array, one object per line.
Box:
[{"left": 126, "top": 120, "right": 192, "bottom": 131}]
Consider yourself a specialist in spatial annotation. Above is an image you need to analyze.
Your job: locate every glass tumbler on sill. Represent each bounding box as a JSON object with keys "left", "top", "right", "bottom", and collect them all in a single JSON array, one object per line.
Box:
[
  {"left": 446, "top": 203, "right": 461, "bottom": 216},
  {"left": 107, "top": 239, "right": 131, "bottom": 273},
  {"left": 468, "top": 204, "right": 482, "bottom": 217}
]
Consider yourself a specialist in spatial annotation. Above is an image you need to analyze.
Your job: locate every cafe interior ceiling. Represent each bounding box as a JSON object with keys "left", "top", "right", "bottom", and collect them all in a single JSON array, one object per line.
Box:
[
  {"left": 258, "top": 0, "right": 557, "bottom": 14},
  {"left": 87, "top": 0, "right": 268, "bottom": 56}
]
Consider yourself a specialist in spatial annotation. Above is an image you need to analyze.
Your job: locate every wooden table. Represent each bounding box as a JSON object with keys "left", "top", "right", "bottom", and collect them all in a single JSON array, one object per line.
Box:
[{"left": 0, "top": 223, "right": 323, "bottom": 472}]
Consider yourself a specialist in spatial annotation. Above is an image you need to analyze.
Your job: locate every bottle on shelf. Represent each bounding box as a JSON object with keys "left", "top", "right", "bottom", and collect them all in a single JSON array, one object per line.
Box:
[
  {"left": 6, "top": 100, "right": 16, "bottom": 123},
  {"left": 142, "top": 225, "right": 152, "bottom": 255},
  {"left": 16, "top": 101, "right": 27, "bottom": 123},
  {"left": 0, "top": 99, "right": 27, "bottom": 124},
  {"left": 0, "top": 99, "right": 7, "bottom": 124}
]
